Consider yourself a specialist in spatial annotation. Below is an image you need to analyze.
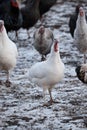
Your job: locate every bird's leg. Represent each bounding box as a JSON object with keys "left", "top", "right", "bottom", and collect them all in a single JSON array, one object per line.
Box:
[
  {"left": 40, "top": 15, "right": 45, "bottom": 26},
  {"left": 5, "top": 71, "right": 11, "bottom": 87},
  {"left": 43, "top": 88, "right": 53, "bottom": 106},
  {"left": 44, "top": 87, "right": 59, "bottom": 106},
  {"left": 16, "top": 31, "right": 18, "bottom": 41},
  {"left": 43, "top": 90, "right": 46, "bottom": 103},
  {"left": 84, "top": 54, "right": 86, "bottom": 63},
  {"left": 41, "top": 55, "right": 46, "bottom": 61},
  {"left": 27, "top": 30, "right": 30, "bottom": 39},
  {"left": 48, "top": 88, "right": 59, "bottom": 105},
  {"left": 48, "top": 88, "right": 54, "bottom": 105}
]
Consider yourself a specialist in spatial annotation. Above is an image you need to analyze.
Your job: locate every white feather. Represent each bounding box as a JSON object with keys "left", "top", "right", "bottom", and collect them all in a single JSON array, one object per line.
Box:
[
  {"left": 28, "top": 40, "right": 65, "bottom": 95},
  {"left": 0, "top": 20, "right": 18, "bottom": 81}
]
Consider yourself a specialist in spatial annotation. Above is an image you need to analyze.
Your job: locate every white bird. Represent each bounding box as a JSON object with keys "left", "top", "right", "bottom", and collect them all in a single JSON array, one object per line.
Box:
[
  {"left": 0, "top": 20, "right": 18, "bottom": 87},
  {"left": 75, "top": 64, "right": 87, "bottom": 83},
  {"left": 74, "top": 7, "right": 87, "bottom": 63},
  {"left": 33, "top": 25, "right": 54, "bottom": 61},
  {"left": 29, "top": 39, "right": 65, "bottom": 105}
]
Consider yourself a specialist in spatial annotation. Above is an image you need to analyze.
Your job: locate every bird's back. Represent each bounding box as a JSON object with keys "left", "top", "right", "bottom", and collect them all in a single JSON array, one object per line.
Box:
[
  {"left": 21, "top": 0, "right": 40, "bottom": 29},
  {"left": 39, "top": 0, "right": 57, "bottom": 16},
  {"left": 0, "top": 0, "right": 23, "bottom": 32}
]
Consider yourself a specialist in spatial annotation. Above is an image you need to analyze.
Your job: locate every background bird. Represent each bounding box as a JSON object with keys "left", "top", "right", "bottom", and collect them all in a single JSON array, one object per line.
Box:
[
  {"left": 21, "top": 0, "right": 57, "bottom": 24},
  {"left": 28, "top": 39, "right": 65, "bottom": 105},
  {"left": 75, "top": 64, "right": 87, "bottom": 83},
  {"left": 33, "top": 25, "right": 54, "bottom": 61},
  {"left": 69, "top": 5, "right": 80, "bottom": 38},
  {"left": 0, "top": 0, "right": 23, "bottom": 38},
  {"left": 20, "top": 0, "right": 40, "bottom": 37},
  {"left": 69, "top": 5, "right": 87, "bottom": 38},
  {"left": 74, "top": 7, "right": 87, "bottom": 63},
  {"left": 0, "top": 20, "right": 18, "bottom": 87},
  {"left": 39, "top": 0, "right": 57, "bottom": 18}
]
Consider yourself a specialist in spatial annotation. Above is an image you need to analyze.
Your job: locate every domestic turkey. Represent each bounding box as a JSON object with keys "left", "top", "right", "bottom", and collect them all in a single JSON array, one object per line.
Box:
[
  {"left": 75, "top": 64, "right": 87, "bottom": 83},
  {"left": 0, "top": 0, "right": 23, "bottom": 37},
  {"left": 28, "top": 39, "right": 65, "bottom": 105},
  {"left": 74, "top": 7, "right": 87, "bottom": 63},
  {"left": 33, "top": 25, "right": 54, "bottom": 61},
  {"left": 21, "top": 0, "right": 40, "bottom": 37},
  {"left": 0, "top": 20, "right": 18, "bottom": 87}
]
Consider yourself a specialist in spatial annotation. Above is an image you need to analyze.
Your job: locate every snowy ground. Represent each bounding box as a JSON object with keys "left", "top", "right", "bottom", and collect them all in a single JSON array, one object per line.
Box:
[{"left": 0, "top": 0, "right": 87, "bottom": 130}]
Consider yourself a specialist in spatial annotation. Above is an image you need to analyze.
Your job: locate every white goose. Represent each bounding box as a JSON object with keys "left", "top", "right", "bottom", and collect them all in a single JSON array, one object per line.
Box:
[
  {"left": 74, "top": 7, "right": 87, "bottom": 63},
  {"left": 33, "top": 25, "right": 54, "bottom": 61},
  {"left": 29, "top": 39, "right": 65, "bottom": 104},
  {"left": 0, "top": 20, "right": 18, "bottom": 87}
]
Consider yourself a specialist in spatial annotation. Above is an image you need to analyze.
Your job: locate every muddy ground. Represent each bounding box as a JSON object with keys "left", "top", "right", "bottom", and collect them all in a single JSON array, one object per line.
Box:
[{"left": 0, "top": 0, "right": 87, "bottom": 130}]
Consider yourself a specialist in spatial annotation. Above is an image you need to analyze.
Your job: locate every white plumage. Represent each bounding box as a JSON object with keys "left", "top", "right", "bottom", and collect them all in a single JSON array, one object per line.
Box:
[
  {"left": 33, "top": 25, "right": 54, "bottom": 61},
  {"left": 29, "top": 40, "right": 65, "bottom": 104},
  {"left": 0, "top": 20, "right": 18, "bottom": 86},
  {"left": 74, "top": 7, "right": 87, "bottom": 63}
]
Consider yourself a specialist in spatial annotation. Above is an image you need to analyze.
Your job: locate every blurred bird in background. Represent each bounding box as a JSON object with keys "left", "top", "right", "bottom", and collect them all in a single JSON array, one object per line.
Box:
[
  {"left": 69, "top": 5, "right": 80, "bottom": 38},
  {"left": 21, "top": 0, "right": 57, "bottom": 24},
  {"left": 75, "top": 64, "right": 87, "bottom": 84},
  {"left": 39, "top": 0, "right": 57, "bottom": 19},
  {"left": 33, "top": 25, "right": 54, "bottom": 61},
  {"left": 0, "top": 0, "right": 23, "bottom": 38},
  {"left": 20, "top": 0, "right": 40, "bottom": 38}
]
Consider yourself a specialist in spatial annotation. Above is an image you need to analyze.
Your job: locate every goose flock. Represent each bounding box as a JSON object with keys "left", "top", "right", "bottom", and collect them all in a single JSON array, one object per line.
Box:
[{"left": 0, "top": 0, "right": 87, "bottom": 105}]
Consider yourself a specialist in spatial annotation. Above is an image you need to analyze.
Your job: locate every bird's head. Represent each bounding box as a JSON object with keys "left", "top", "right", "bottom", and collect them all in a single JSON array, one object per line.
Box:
[
  {"left": 39, "top": 26, "right": 45, "bottom": 35},
  {"left": 54, "top": 39, "right": 58, "bottom": 52},
  {"left": 50, "top": 39, "right": 59, "bottom": 54},
  {"left": 79, "top": 7, "right": 85, "bottom": 17},
  {"left": 0, "top": 20, "right": 4, "bottom": 33},
  {"left": 11, "top": 0, "right": 19, "bottom": 8}
]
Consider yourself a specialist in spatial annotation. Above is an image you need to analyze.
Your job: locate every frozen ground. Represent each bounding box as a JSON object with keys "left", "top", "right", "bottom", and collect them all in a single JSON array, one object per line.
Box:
[{"left": 0, "top": 0, "right": 87, "bottom": 130}]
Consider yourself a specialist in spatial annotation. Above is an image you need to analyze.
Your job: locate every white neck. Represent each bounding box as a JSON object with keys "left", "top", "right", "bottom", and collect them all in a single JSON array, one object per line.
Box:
[
  {"left": 48, "top": 49, "right": 61, "bottom": 63},
  {"left": 0, "top": 26, "right": 9, "bottom": 44},
  {"left": 2, "top": 26, "right": 8, "bottom": 38},
  {"left": 78, "top": 14, "right": 86, "bottom": 24}
]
